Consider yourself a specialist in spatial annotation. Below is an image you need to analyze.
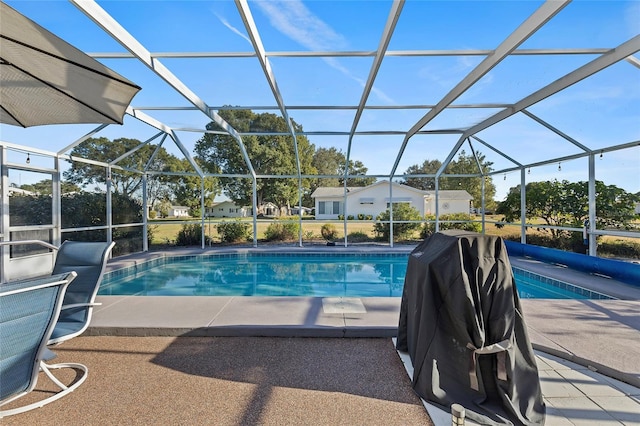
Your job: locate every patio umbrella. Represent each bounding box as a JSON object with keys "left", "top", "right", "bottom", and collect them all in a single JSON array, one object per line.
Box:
[{"left": 0, "top": 2, "right": 141, "bottom": 128}]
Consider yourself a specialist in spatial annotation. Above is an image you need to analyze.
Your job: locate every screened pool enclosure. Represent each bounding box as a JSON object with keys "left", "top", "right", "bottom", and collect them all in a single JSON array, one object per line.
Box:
[{"left": 1, "top": 0, "right": 638, "bottom": 280}]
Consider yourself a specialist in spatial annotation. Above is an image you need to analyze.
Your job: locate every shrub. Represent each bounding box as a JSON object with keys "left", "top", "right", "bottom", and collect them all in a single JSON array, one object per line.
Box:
[
  {"left": 263, "top": 222, "right": 299, "bottom": 241},
  {"left": 217, "top": 220, "right": 252, "bottom": 243},
  {"left": 321, "top": 223, "right": 339, "bottom": 242},
  {"left": 373, "top": 204, "right": 422, "bottom": 241},
  {"left": 347, "top": 215, "right": 355, "bottom": 220},
  {"left": 302, "top": 230, "right": 316, "bottom": 241},
  {"left": 598, "top": 240, "right": 640, "bottom": 259},
  {"left": 176, "top": 223, "right": 211, "bottom": 246},
  {"left": 347, "top": 231, "right": 370, "bottom": 243},
  {"left": 421, "top": 213, "right": 482, "bottom": 238},
  {"left": 148, "top": 210, "right": 157, "bottom": 219},
  {"left": 357, "top": 213, "right": 365, "bottom": 220}
]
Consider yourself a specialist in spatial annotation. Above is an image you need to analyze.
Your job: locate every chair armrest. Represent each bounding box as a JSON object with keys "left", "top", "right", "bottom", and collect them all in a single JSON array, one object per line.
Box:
[{"left": 60, "top": 302, "right": 102, "bottom": 311}]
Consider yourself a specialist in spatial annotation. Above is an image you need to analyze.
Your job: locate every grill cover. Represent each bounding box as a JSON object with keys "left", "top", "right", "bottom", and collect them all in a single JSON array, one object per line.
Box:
[{"left": 397, "top": 230, "right": 545, "bottom": 425}]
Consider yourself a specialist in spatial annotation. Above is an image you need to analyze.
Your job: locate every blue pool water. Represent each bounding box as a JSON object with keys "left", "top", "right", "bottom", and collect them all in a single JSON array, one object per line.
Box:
[{"left": 100, "top": 254, "right": 614, "bottom": 299}]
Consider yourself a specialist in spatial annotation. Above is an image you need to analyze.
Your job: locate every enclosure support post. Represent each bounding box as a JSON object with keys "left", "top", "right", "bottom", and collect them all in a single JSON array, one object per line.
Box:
[
  {"left": 142, "top": 174, "right": 148, "bottom": 252},
  {"left": 201, "top": 177, "right": 205, "bottom": 250},
  {"left": 252, "top": 178, "right": 258, "bottom": 248},
  {"left": 435, "top": 179, "right": 440, "bottom": 233},
  {"left": 106, "top": 166, "right": 113, "bottom": 244},
  {"left": 520, "top": 168, "right": 526, "bottom": 244},
  {"left": 588, "top": 154, "right": 597, "bottom": 256},
  {"left": 389, "top": 179, "right": 394, "bottom": 247},
  {"left": 53, "top": 157, "right": 62, "bottom": 247}
]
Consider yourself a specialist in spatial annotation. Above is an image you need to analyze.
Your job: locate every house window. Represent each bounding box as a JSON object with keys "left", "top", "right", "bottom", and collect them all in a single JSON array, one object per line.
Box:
[{"left": 318, "top": 201, "right": 342, "bottom": 215}]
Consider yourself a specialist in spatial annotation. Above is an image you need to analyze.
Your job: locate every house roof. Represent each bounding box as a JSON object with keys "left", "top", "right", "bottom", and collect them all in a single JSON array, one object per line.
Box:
[
  {"left": 312, "top": 181, "right": 472, "bottom": 199},
  {"left": 428, "top": 190, "right": 473, "bottom": 200},
  {"left": 310, "top": 187, "right": 360, "bottom": 198}
]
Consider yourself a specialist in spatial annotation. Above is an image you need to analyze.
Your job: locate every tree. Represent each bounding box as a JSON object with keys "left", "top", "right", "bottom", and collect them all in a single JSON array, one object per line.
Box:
[
  {"left": 307, "top": 147, "right": 376, "bottom": 205},
  {"left": 312, "top": 147, "right": 343, "bottom": 187},
  {"left": 401, "top": 159, "right": 442, "bottom": 190},
  {"left": 195, "top": 110, "right": 315, "bottom": 210},
  {"left": 497, "top": 180, "right": 639, "bottom": 239},
  {"left": 402, "top": 150, "right": 496, "bottom": 210},
  {"left": 373, "top": 203, "right": 422, "bottom": 241},
  {"left": 64, "top": 137, "right": 189, "bottom": 195},
  {"left": 63, "top": 137, "right": 218, "bottom": 216},
  {"left": 20, "top": 179, "right": 80, "bottom": 195},
  {"left": 340, "top": 159, "right": 376, "bottom": 187}
]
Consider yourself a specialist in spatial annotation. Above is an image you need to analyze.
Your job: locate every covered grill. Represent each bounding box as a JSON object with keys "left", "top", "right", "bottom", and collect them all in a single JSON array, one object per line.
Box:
[{"left": 397, "top": 230, "right": 545, "bottom": 425}]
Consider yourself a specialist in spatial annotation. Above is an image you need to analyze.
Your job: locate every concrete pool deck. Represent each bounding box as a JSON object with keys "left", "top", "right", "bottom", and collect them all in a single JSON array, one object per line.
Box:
[{"left": 89, "top": 245, "right": 640, "bottom": 424}]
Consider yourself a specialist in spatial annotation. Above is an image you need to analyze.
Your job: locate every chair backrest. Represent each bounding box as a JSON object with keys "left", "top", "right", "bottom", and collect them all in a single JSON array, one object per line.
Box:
[
  {"left": 50, "top": 241, "right": 115, "bottom": 339},
  {"left": 0, "top": 272, "right": 76, "bottom": 406}
]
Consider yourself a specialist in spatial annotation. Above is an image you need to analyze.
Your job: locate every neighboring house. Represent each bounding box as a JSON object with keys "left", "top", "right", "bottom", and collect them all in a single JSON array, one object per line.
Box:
[
  {"left": 635, "top": 202, "right": 640, "bottom": 215},
  {"left": 258, "top": 201, "right": 281, "bottom": 217},
  {"left": 311, "top": 181, "right": 473, "bottom": 220},
  {"left": 8, "top": 187, "right": 36, "bottom": 196},
  {"left": 169, "top": 206, "right": 190, "bottom": 217},
  {"left": 206, "top": 200, "right": 252, "bottom": 218},
  {"left": 291, "top": 206, "right": 313, "bottom": 216}
]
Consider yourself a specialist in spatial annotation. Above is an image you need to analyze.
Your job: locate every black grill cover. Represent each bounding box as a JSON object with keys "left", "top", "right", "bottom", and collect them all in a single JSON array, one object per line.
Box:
[{"left": 397, "top": 230, "right": 545, "bottom": 425}]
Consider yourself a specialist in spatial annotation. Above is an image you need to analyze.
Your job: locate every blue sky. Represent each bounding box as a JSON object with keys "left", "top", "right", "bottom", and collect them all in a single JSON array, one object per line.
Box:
[{"left": 1, "top": 0, "right": 639, "bottom": 200}]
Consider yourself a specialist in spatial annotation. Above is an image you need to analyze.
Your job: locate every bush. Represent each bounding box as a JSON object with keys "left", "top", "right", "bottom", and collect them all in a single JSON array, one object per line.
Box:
[
  {"left": 598, "top": 240, "right": 640, "bottom": 259},
  {"left": 263, "top": 222, "right": 299, "bottom": 241},
  {"left": 217, "top": 220, "right": 252, "bottom": 243},
  {"left": 347, "top": 231, "right": 370, "bottom": 243},
  {"left": 320, "top": 223, "right": 339, "bottom": 242},
  {"left": 373, "top": 204, "right": 422, "bottom": 241},
  {"left": 421, "top": 213, "right": 482, "bottom": 238},
  {"left": 176, "top": 223, "right": 211, "bottom": 246},
  {"left": 347, "top": 215, "right": 355, "bottom": 220},
  {"left": 357, "top": 213, "right": 365, "bottom": 220},
  {"left": 148, "top": 210, "right": 157, "bottom": 219}
]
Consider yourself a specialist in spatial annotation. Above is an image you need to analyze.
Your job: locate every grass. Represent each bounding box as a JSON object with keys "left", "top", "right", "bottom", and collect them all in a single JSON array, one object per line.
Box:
[{"left": 148, "top": 216, "right": 639, "bottom": 249}]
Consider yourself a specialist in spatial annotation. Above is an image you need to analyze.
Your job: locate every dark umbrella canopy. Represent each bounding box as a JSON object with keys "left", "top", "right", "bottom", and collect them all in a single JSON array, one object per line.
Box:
[{"left": 0, "top": 2, "right": 141, "bottom": 128}]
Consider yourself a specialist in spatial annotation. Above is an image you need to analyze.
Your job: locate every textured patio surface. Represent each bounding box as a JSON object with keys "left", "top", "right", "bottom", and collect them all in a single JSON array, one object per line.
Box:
[{"left": 3, "top": 337, "right": 433, "bottom": 426}]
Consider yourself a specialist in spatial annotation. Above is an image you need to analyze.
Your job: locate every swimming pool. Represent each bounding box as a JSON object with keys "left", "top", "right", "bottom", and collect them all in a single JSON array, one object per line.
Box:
[{"left": 101, "top": 253, "right": 615, "bottom": 299}]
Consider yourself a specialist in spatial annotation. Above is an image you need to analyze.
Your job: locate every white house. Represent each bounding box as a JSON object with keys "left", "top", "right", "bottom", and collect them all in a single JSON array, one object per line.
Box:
[
  {"left": 206, "top": 200, "right": 252, "bottom": 218},
  {"left": 311, "top": 181, "right": 473, "bottom": 220},
  {"left": 169, "top": 206, "right": 190, "bottom": 217}
]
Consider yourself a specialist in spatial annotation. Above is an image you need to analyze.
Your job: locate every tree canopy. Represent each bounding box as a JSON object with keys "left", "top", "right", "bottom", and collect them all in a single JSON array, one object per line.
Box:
[
  {"left": 402, "top": 150, "right": 496, "bottom": 210},
  {"left": 307, "top": 147, "right": 376, "bottom": 204},
  {"left": 497, "top": 179, "right": 639, "bottom": 238},
  {"left": 63, "top": 137, "right": 218, "bottom": 215},
  {"left": 195, "top": 110, "right": 315, "bottom": 209}
]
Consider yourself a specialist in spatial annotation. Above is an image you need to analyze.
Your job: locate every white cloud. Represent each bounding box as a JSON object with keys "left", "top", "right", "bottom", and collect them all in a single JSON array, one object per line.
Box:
[
  {"left": 213, "top": 11, "right": 252, "bottom": 45},
  {"left": 254, "top": 0, "right": 394, "bottom": 104},
  {"left": 254, "top": 0, "right": 346, "bottom": 50}
]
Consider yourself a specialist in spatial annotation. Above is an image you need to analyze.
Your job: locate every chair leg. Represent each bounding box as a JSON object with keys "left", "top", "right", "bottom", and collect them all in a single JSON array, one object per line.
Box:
[{"left": 0, "top": 362, "right": 88, "bottom": 418}]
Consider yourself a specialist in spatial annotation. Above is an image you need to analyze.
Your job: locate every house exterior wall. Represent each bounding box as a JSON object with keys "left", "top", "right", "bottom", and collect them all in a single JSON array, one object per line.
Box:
[
  {"left": 313, "top": 183, "right": 472, "bottom": 220},
  {"left": 425, "top": 198, "right": 472, "bottom": 216},
  {"left": 345, "top": 184, "right": 426, "bottom": 219},
  {"left": 169, "top": 206, "right": 190, "bottom": 217},
  {"left": 314, "top": 183, "right": 427, "bottom": 220},
  {"left": 206, "top": 201, "right": 250, "bottom": 218}
]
